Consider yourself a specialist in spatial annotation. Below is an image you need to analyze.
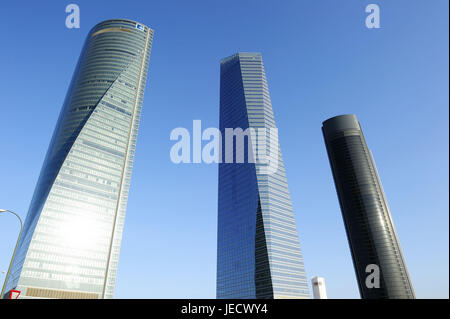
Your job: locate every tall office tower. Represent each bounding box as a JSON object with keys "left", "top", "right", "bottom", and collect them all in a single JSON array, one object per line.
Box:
[
  {"left": 2, "top": 19, "right": 153, "bottom": 299},
  {"left": 217, "top": 53, "right": 310, "bottom": 299},
  {"left": 311, "top": 276, "right": 328, "bottom": 299},
  {"left": 322, "top": 114, "right": 415, "bottom": 299}
]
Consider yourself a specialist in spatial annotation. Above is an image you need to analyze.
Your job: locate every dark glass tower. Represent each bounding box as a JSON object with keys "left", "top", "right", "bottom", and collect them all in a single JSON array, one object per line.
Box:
[
  {"left": 322, "top": 114, "right": 415, "bottom": 299},
  {"left": 2, "top": 19, "right": 153, "bottom": 299},
  {"left": 217, "top": 53, "right": 309, "bottom": 299}
]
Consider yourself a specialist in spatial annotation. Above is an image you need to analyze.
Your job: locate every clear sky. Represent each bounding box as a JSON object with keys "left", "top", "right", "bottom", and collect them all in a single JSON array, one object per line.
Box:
[{"left": 0, "top": 0, "right": 448, "bottom": 299}]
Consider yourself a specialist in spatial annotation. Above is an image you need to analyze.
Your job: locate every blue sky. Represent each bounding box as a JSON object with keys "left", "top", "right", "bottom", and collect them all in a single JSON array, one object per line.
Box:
[{"left": 0, "top": 0, "right": 448, "bottom": 298}]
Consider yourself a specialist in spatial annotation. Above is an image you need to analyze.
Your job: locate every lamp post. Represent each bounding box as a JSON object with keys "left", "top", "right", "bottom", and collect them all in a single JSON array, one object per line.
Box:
[{"left": 0, "top": 209, "right": 23, "bottom": 298}]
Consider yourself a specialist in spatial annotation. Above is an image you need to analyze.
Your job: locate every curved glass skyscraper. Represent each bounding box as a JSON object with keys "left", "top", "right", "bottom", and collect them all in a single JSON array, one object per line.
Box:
[
  {"left": 217, "top": 53, "right": 310, "bottom": 299},
  {"left": 2, "top": 19, "right": 153, "bottom": 299},
  {"left": 322, "top": 114, "right": 415, "bottom": 299}
]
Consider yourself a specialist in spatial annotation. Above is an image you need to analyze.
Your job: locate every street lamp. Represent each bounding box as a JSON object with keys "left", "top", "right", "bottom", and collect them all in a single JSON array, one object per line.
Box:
[{"left": 0, "top": 209, "right": 23, "bottom": 298}]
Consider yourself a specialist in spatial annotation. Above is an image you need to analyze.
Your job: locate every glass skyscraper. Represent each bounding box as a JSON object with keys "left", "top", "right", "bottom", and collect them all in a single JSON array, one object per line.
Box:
[
  {"left": 217, "top": 53, "right": 310, "bottom": 299},
  {"left": 2, "top": 19, "right": 153, "bottom": 299},
  {"left": 322, "top": 114, "right": 415, "bottom": 299}
]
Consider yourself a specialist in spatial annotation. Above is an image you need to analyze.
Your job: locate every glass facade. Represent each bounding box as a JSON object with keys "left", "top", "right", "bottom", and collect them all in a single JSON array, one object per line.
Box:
[
  {"left": 217, "top": 53, "right": 310, "bottom": 299},
  {"left": 2, "top": 19, "right": 153, "bottom": 299},
  {"left": 322, "top": 114, "right": 415, "bottom": 299}
]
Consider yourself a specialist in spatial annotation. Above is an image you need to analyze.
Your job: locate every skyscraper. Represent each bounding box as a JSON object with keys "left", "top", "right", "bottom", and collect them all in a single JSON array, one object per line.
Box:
[
  {"left": 322, "top": 114, "right": 415, "bottom": 299},
  {"left": 311, "top": 276, "right": 328, "bottom": 299},
  {"left": 217, "top": 53, "right": 310, "bottom": 299},
  {"left": 2, "top": 19, "right": 153, "bottom": 299}
]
